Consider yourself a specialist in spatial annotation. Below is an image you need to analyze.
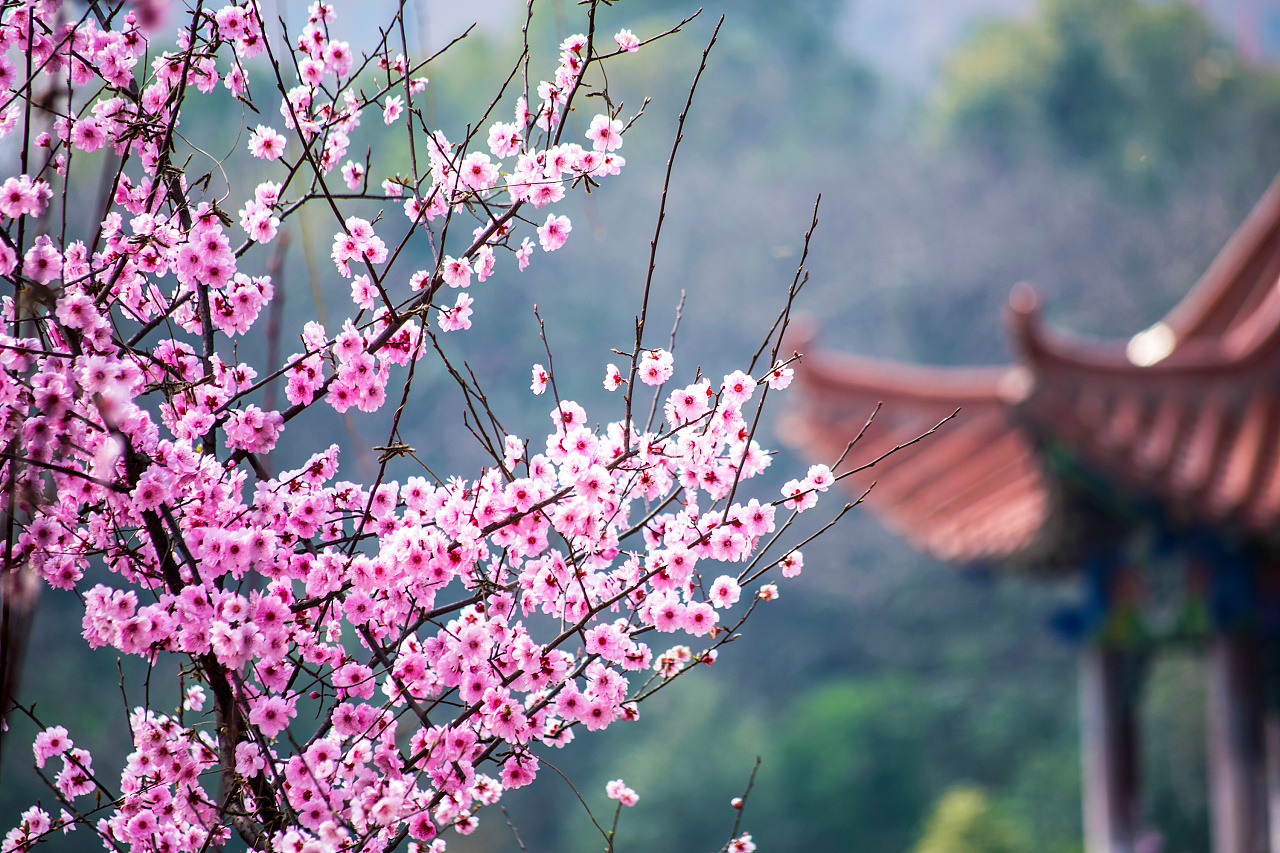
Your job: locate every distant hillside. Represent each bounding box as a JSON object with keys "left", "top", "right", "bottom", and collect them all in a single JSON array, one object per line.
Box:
[
  {"left": 841, "top": 0, "right": 1280, "bottom": 88},
  {"left": 839, "top": 0, "right": 1034, "bottom": 88}
]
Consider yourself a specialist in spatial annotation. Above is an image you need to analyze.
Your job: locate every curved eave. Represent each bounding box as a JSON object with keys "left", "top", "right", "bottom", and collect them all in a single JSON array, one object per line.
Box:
[
  {"left": 1162, "top": 169, "right": 1280, "bottom": 345},
  {"left": 1003, "top": 163, "right": 1280, "bottom": 379},
  {"left": 1002, "top": 289, "right": 1280, "bottom": 539},
  {"left": 787, "top": 169, "right": 1280, "bottom": 562},
  {"left": 784, "top": 349, "right": 1053, "bottom": 564},
  {"left": 1008, "top": 282, "right": 1280, "bottom": 380}
]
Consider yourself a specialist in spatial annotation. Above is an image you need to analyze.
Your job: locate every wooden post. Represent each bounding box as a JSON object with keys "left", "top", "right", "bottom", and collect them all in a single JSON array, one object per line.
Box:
[
  {"left": 1207, "top": 636, "right": 1269, "bottom": 853},
  {"left": 1267, "top": 644, "right": 1280, "bottom": 853},
  {"left": 1266, "top": 707, "right": 1280, "bottom": 853},
  {"left": 1081, "top": 645, "right": 1140, "bottom": 853}
]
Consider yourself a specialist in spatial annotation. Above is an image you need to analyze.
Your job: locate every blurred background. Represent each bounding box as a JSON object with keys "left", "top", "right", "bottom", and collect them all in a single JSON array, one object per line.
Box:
[{"left": 11, "top": 0, "right": 1280, "bottom": 850}]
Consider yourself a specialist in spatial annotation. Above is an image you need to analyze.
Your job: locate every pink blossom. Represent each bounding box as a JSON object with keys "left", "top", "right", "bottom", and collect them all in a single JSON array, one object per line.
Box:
[
  {"left": 0, "top": 176, "right": 50, "bottom": 218},
  {"left": 805, "top": 463, "right": 834, "bottom": 492},
  {"left": 255, "top": 180, "right": 283, "bottom": 206},
  {"left": 487, "top": 121, "right": 522, "bottom": 158},
  {"left": 649, "top": 592, "right": 684, "bottom": 632},
  {"left": 682, "top": 601, "right": 717, "bottom": 636},
  {"left": 603, "top": 363, "right": 623, "bottom": 391},
  {"left": 638, "top": 348, "right": 674, "bottom": 386},
  {"left": 442, "top": 255, "right": 472, "bottom": 288},
  {"left": 248, "top": 125, "right": 287, "bottom": 160},
  {"left": 459, "top": 152, "right": 499, "bottom": 190},
  {"left": 765, "top": 360, "right": 795, "bottom": 389},
  {"left": 247, "top": 694, "right": 296, "bottom": 736},
  {"left": 55, "top": 748, "right": 94, "bottom": 798},
  {"left": 70, "top": 119, "right": 107, "bottom": 152},
  {"left": 333, "top": 662, "right": 375, "bottom": 699},
  {"left": 332, "top": 216, "right": 387, "bottom": 275},
  {"left": 184, "top": 685, "right": 206, "bottom": 711},
  {"left": 708, "top": 575, "right": 741, "bottom": 608},
  {"left": 342, "top": 160, "right": 365, "bottom": 189},
  {"left": 665, "top": 380, "right": 711, "bottom": 423},
  {"left": 531, "top": 364, "right": 549, "bottom": 395},
  {"left": 334, "top": 321, "right": 364, "bottom": 362},
  {"left": 225, "top": 405, "right": 284, "bottom": 453},
  {"left": 23, "top": 235, "right": 62, "bottom": 284},
  {"left": 350, "top": 274, "right": 377, "bottom": 309},
  {"left": 538, "top": 213, "right": 572, "bottom": 252},
  {"left": 528, "top": 174, "right": 567, "bottom": 208},
  {"left": 438, "top": 291, "right": 474, "bottom": 332},
  {"left": 606, "top": 778, "right": 639, "bottom": 806},
  {"left": 585, "top": 114, "right": 624, "bottom": 152},
  {"left": 614, "top": 29, "right": 640, "bottom": 52},
  {"left": 781, "top": 478, "right": 818, "bottom": 512},
  {"left": 33, "top": 726, "right": 71, "bottom": 768},
  {"left": 324, "top": 40, "right": 353, "bottom": 76},
  {"left": 474, "top": 245, "right": 496, "bottom": 281},
  {"left": 235, "top": 742, "right": 265, "bottom": 777},
  {"left": 500, "top": 754, "right": 539, "bottom": 789},
  {"left": 383, "top": 94, "right": 404, "bottom": 125},
  {"left": 299, "top": 57, "right": 324, "bottom": 86},
  {"left": 239, "top": 199, "right": 280, "bottom": 243},
  {"left": 721, "top": 370, "right": 756, "bottom": 406},
  {"left": 215, "top": 5, "right": 249, "bottom": 39}
]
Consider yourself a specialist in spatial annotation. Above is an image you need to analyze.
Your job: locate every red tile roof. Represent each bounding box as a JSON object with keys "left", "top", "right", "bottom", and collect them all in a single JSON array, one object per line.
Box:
[{"left": 784, "top": 173, "right": 1280, "bottom": 564}]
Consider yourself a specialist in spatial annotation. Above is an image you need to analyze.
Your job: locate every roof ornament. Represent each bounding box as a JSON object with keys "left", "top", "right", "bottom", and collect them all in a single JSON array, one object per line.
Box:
[{"left": 1126, "top": 322, "right": 1176, "bottom": 366}]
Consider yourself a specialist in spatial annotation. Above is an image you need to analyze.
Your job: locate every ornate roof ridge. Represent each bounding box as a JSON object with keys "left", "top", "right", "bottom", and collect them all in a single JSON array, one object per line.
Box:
[{"left": 787, "top": 172, "right": 1280, "bottom": 565}]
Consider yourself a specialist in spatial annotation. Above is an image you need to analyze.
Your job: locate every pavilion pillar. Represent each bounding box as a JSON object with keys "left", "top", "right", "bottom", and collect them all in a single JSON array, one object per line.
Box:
[
  {"left": 1266, "top": 702, "right": 1280, "bottom": 853},
  {"left": 1207, "top": 635, "right": 1269, "bottom": 853},
  {"left": 1080, "top": 645, "right": 1141, "bottom": 853}
]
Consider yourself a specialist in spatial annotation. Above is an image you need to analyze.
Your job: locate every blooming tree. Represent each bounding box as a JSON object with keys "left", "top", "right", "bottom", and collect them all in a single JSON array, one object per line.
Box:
[{"left": 0, "top": 1, "right": 858, "bottom": 851}]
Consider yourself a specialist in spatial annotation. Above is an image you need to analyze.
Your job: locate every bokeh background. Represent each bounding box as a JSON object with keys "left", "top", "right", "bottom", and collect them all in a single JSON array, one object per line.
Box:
[{"left": 9, "top": 0, "right": 1280, "bottom": 851}]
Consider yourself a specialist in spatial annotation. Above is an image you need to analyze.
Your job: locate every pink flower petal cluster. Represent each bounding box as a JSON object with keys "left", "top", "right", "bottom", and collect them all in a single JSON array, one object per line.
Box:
[
  {"left": 249, "top": 125, "right": 287, "bottom": 160},
  {"left": 606, "top": 779, "right": 640, "bottom": 806},
  {"left": 614, "top": 29, "right": 641, "bottom": 53},
  {"left": 0, "top": 4, "right": 834, "bottom": 851}
]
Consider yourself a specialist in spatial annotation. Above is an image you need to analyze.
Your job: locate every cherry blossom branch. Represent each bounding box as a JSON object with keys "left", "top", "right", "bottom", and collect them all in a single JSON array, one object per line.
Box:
[
  {"left": 0, "top": 4, "right": 902, "bottom": 851},
  {"left": 722, "top": 757, "right": 762, "bottom": 852},
  {"left": 624, "top": 16, "right": 723, "bottom": 452}
]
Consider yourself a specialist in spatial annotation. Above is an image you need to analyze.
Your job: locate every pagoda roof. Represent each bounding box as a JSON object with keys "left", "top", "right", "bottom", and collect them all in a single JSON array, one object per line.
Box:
[{"left": 784, "top": 172, "right": 1280, "bottom": 565}]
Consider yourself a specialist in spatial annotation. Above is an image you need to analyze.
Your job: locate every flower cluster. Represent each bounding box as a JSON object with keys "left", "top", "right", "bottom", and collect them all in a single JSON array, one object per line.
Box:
[{"left": 0, "top": 2, "right": 821, "bottom": 852}]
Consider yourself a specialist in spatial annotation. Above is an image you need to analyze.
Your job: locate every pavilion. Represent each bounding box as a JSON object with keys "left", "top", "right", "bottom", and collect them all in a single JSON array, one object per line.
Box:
[{"left": 784, "top": 174, "right": 1280, "bottom": 853}]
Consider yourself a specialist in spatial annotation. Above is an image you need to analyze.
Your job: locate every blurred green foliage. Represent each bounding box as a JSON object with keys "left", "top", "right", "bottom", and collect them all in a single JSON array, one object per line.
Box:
[
  {"left": 760, "top": 679, "right": 940, "bottom": 853},
  {"left": 932, "top": 0, "right": 1280, "bottom": 197},
  {"left": 913, "top": 786, "right": 1030, "bottom": 853}
]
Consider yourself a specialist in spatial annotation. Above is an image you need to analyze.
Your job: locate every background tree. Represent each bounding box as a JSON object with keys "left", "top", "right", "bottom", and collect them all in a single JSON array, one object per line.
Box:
[{"left": 932, "top": 0, "right": 1280, "bottom": 199}]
